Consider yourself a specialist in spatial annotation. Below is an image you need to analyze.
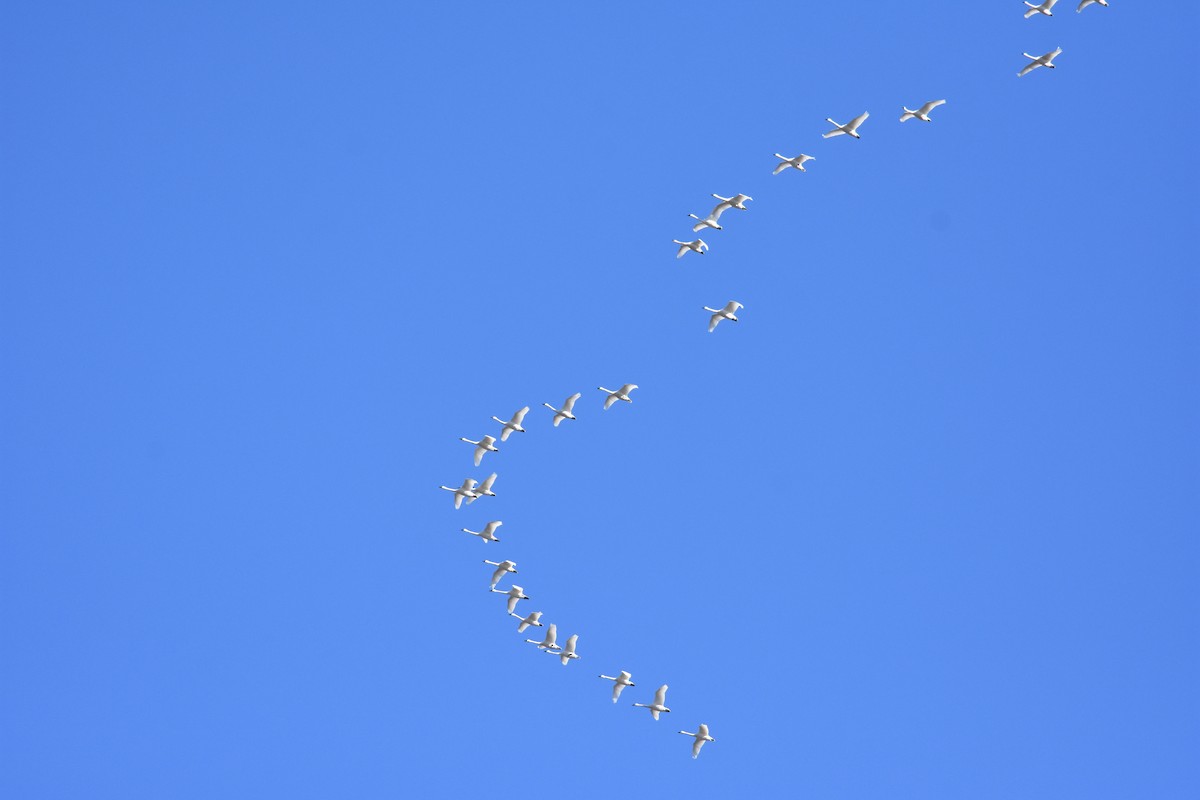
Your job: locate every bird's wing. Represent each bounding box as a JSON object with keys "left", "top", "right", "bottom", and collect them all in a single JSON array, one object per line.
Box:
[
  {"left": 723, "top": 301, "right": 742, "bottom": 313},
  {"left": 483, "top": 521, "right": 501, "bottom": 536},
  {"left": 822, "top": 127, "right": 846, "bottom": 139},
  {"left": 692, "top": 738, "right": 705, "bottom": 758},
  {"left": 1018, "top": 61, "right": 1038, "bottom": 77},
  {"left": 1046, "top": 0, "right": 1059, "bottom": 8},
  {"left": 478, "top": 473, "right": 497, "bottom": 492},
  {"left": 562, "top": 393, "right": 581, "bottom": 412},
  {"left": 604, "top": 393, "right": 618, "bottom": 410},
  {"left": 847, "top": 111, "right": 869, "bottom": 131},
  {"left": 772, "top": 162, "right": 788, "bottom": 175},
  {"left": 620, "top": 671, "right": 632, "bottom": 681},
  {"left": 618, "top": 384, "right": 636, "bottom": 396},
  {"left": 460, "top": 478, "right": 477, "bottom": 492},
  {"left": 709, "top": 201, "right": 733, "bottom": 220},
  {"left": 454, "top": 493, "right": 464, "bottom": 509},
  {"left": 473, "top": 446, "right": 484, "bottom": 466},
  {"left": 900, "top": 110, "right": 915, "bottom": 122},
  {"left": 676, "top": 243, "right": 689, "bottom": 259},
  {"left": 698, "top": 723, "right": 709, "bottom": 737},
  {"left": 798, "top": 154, "right": 813, "bottom": 163},
  {"left": 511, "top": 407, "right": 529, "bottom": 425},
  {"left": 612, "top": 683, "right": 625, "bottom": 702},
  {"left": 918, "top": 99, "right": 946, "bottom": 115},
  {"left": 552, "top": 414, "right": 564, "bottom": 427},
  {"left": 1050, "top": 46, "right": 1063, "bottom": 58},
  {"left": 734, "top": 194, "right": 752, "bottom": 205},
  {"left": 517, "top": 619, "right": 529, "bottom": 633},
  {"left": 654, "top": 685, "right": 668, "bottom": 705},
  {"left": 1024, "top": 6, "right": 1039, "bottom": 17},
  {"left": 498, "top": 427, "right": 513, "bottom": 442},
  {"left": 506, "top": 595, "right": 519, "bottom": 613},
  {"left": 650, "top": 709, "right": 660, "bottom": 721},
  {"left": 708, "top": 313, "right": 720, "bottom": 333},
  {"left": 563, "top": 634, "right": 578, "bottom": 654}
]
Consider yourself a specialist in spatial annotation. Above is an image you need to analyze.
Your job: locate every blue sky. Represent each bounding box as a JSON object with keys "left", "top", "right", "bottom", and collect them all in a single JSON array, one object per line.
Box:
[{"left": 2, "top": 2, "right": 1198, "bottom": 798}]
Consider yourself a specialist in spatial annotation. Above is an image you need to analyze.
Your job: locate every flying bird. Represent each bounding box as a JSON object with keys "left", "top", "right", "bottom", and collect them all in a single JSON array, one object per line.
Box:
[
  {"left": 438, "top": 478, "right": 478, "bottom": 510},
  {"left": 467, "top": 472, "right": 497, "bottom": 503},
  {"left": 483, "top": 559, "right": 517, "bottom": 590},
  {"left": 462, "top": 520, "right": 502, "bottom": 543},
  {"left": 678, "top": 724, "right": 716, "bottom": 759},
  {"left": 899, "top": 99, "right": 947, "bottom": 123},
  {"left": 688, "top": 204, "right": 730, "bottom": 232},
  {"left": 1018, "top": 47, "right": 1063, "bottom": 76},
  {"left": 512, "top": 610, "right": 543, "bottom": 633},
  {"left": 704, "top": 301, "right": 742, "bottom": 333},
  {"left": 493, "top": 584, "right": 530, "bottom": 614},
  {"left": 550, "top": 634, "right": 580, "bottom": 665},
  {"left": 543, "top": 393, "right": 582, "bottom": 427},
  {"left": 632, "top": 684, "right": 671, "bottom": 720},
  {"left": 674, "top": 239, "right": 709, "bottom": 259},
  {"left": 598, "top": 384, "right": 637, "bottom": 410},
  {"left": 599, "top": 671, "right": 636, "bottom": 703},
  {"left": 823, "top": 112, "right": 869, "bottom": 139},
  {"left": 773, "top": 153, "right": 814, "bottom": 174},
  {"left": 459, "top": 434, "right": 499, "bottom": 466},
  {"left": 492, "top": 407, "right": 530, "bottom": 442},
  {"left": 526, "top": 622, "right": 560, "bottom": 650},
  {"left": 1024, "top": 0, "right": 1058, "bottom": 18},
  {"left": 1077, "top": 0, "right": 1108, "bottom": 11},
  {"left": 710, "top": 193, "right": 752, "bottom": 212}
]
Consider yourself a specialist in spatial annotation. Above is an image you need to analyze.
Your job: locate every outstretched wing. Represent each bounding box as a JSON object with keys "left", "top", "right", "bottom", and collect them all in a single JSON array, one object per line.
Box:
[
  {"left": 562, "top": 392, "right": 581, "bottom": 412},
  {"left": 477, "top": 472, "right": 497, "bottom": 493},
  {"left": 692, "top": 738, "right": 705, "bottom": 758},
  {"left": 1018, "top": 60, "right": 1039, "bottom": 77},
  {"left": 654, "top": 684, "right": 668, "bottom": 706},
  {"left": 822, "top": 126, "right": 846, "bottom": 139},
  {"left": 708, "top": 313, "right": 721, "bottom": 333},
  {"left": 473, "top": 445, "right": 485, "bottom": 466},
  {"left": 772, "top": 161, "right": 789, "bottom": 175},
  {"left": 918, "top": 99, "right": 946, "bottom": 116},
  {"left": 676, "top": 243, "right": 689, "bottom": 259},
  {"left": 604, "top": 393, "right": 618, "bottom": 410},
  {"left": 618, "top": 384, "right": 637, "bottom": 397},
  {"left": 650, "top": 708, "right": 660, "bottom": 721},
  {"left": 612, "top": 683, "right": 627, "bottom": 703},
  {"left": 506, "top": 594, "right": 520, "bottom": 614},
  {"left": 723, "top": 301, "right": 742, "bottom": 314},
  {"left": 846, "top": 111, "right": 869, "bottom": 132},
  {"left": 510, "top": 407, "right": 529, "bottom": 425}
]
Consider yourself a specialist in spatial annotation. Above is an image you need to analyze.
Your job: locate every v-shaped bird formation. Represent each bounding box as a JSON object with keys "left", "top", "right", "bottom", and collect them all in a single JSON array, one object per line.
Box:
[{"left": 441, "top": 3, "right": 1117, "bottom": 760}]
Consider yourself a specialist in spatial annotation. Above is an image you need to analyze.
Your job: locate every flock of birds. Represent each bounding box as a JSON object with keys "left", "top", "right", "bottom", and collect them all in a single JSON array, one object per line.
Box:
[
  {"left": 441, "top": 391, "right": 716, "bottom": 759},
  {"left": 440, "top": 1, "right": 1115, "bottom": 761}
]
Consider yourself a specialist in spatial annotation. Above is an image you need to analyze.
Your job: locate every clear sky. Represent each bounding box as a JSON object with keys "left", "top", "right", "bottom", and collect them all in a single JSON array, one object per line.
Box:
[{"left": 2, "top": 2, "right": 1197, "bottom": 798}]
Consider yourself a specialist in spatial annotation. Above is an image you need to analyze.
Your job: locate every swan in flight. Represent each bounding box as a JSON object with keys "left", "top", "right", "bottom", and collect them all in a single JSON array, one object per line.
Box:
[
  {"left": 550, "top": 634, "right": 580, "bottom": 665},
  {"left": 526, "top": 622, "right": 560, "bottom": 650},
  {"left": 493, "top": 584, "right": 530, "bottom": 614},
  {"left": 512, "top": 610, "right": 543, "bottom": 633},
  {"left": 704, "top": 301, "right": 742, "bottom": 333},
  {"left": 460, "top": 434, "right": 499, "bottom": 466},
  {"left": 632, "top": 684, "right": 671, "bottom": 720},
  {"left": 466, "top": 472, "right": 497, "bottom": 503},
  {"left": 599, "top": 671, "right": 635, "bottom": 703},
  {"left": 899, "top": 99, "right": 947, "bottom": 123},
  {"left": 773, "top": 153, "right": 814, "bottom": 174},
  {"left": 1024, "top": 0, "right": 1058, "bottom": 17},
  {"left": 678, "top": 724, "right": 715, "bottom": 759},
  {"left": 688, "top": 198, "right": 736, "bottom": 232},
  {"left": 543, "top": 393, "right": 582, "bottom": 427},
  {"left": 1077, "top": 0, "right": 1108, "bottom": 11},
  {"left": 492, "top": 407, "right": 530, "bottom": 442},
  {"left": 598, "top": 384, "right": 637, "bottom": 410},
  {"left": 462, "top": 520, "right": 502, "bottom": 543},
  {"left": 711, "top": 193, "right": 752, "bottom": 212},
  {"left": 823, "top": 112, "right": 869, "bottom": 139},
  {"left": 1018, "top": 47, "right": 1062, "bottom": 76},
  {"left": 483, "top": 559, "right": 517, "bottom": 590},
  {"left": 439, "top": 478, "right": 477, "bottom": 510},
  {"left": 674, "top": 239, "right": 708, "bottom": 259}
]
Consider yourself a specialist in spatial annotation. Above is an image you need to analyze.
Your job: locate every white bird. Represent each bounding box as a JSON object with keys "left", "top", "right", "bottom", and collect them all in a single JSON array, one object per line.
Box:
[
  {"left": 1077, "top": 0, "right": 1108, "bottom": 12},
  {"left": 823, "top": 112, "right": 869, "bottom": 139},
  {"left": 459, "top": 434, "right": 499, "bottom": 466},
  {"left": 674, "top": 239, "right": 709, "bottom": 259},
  {"left": 678, "top": 724, "right": 716, "bottom": 759},
  {"left": 493, "top": 584, "right": 529, "bottom": 614},
  {"left": 483, "top": 559, "right": 517, "bottom": 591},
  {"left": 598, "top": 671, "right": 636, "bottom": 703},
  {"left": 1024, "top": 0, "right": 1058, "bottom": 18},
  {"left": 438, "top": 478, "right": 478, "bottom": 510},
  {"left": 704, "top": 301, "right": 742, "bottom": 333},
  {"left": 550, "top": 634, "right": 580, "bottom": 665},
  {"left": 687, "top": 203, "right": 730, "bottom": 232},
  {"left": 492, "top": 407, "right": 530, "bottom": 442},
  {"left": 899, "top": 99, "right": 947, "bottom": 123},
  {"left": 462, "top": 520, "right": 502, "bottom": 543},
  {"left": 466, "top": 472, "right": 497, "bottom": 503},
  {"left": 526, "top": 621, "right": 560, "bottom": 650},
  {"left": 543, "top": 393, "right": 582, "bottom": 427},
  {"left": 512, "top": 610, "right": 543, "bottom": 633},
  {"left": 773, "top": 153, "right": 814, "bottom": 174},
  {"left": 1018, "top": 47, "right": 1063, "bottom": 76},
  {"left": 632, "top": 684, "right": 671, "bottom": 720},
  {"left": 710, "top": 193, "right": 752, "bottom": 212},
  {"left": 598, "top": 384, "right": 637, "bottom": 410}
]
